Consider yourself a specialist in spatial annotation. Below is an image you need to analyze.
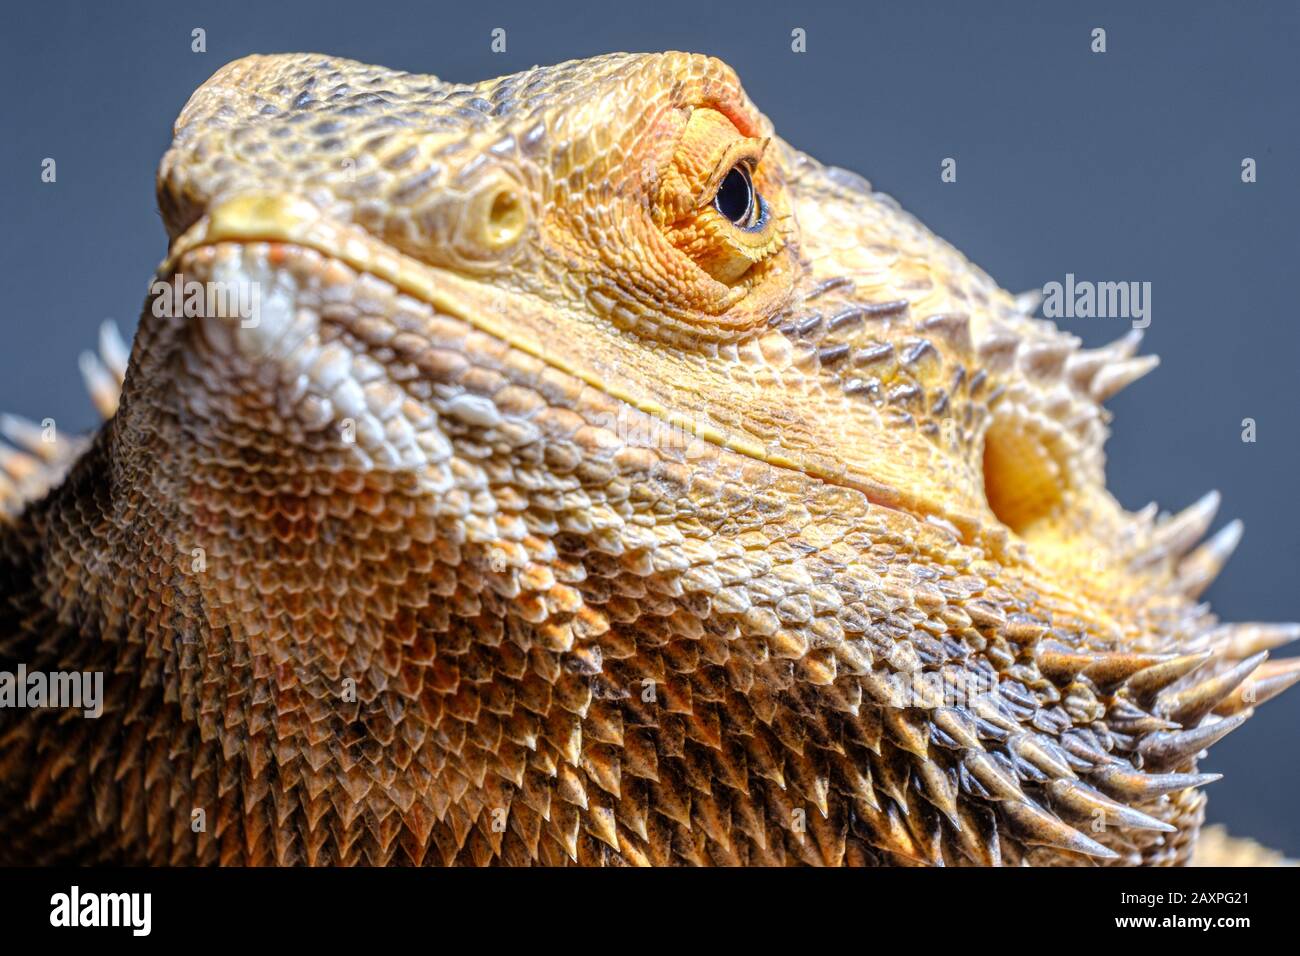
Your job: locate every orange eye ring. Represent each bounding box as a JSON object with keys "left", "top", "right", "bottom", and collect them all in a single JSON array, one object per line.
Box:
[{"left": 656, "top": 109, "right": 782, "bottom": 285}]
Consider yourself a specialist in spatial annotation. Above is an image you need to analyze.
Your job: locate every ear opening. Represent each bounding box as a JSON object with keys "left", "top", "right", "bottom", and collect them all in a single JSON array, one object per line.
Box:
[{"left": 981, "top": 412, "right": 1069, "bottom": 538}]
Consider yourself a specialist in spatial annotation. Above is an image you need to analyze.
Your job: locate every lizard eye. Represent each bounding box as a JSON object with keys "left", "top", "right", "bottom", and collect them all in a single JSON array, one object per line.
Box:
[
  {"left": 714, "top": 164, "right": 762, "bottom": 230},
  {"left": 656, "top": 108, "right": 783, "bottom": 285}
]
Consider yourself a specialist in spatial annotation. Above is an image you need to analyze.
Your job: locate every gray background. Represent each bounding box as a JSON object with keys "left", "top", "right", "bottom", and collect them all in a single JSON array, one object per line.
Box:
[{"left": 2, "top": 0, "right": 1297, "bottom": 853}]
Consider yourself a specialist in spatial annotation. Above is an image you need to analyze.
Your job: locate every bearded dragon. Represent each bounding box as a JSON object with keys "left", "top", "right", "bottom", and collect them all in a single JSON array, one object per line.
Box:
[{"left": 1, "top": 52, "right": 1295, "bottom": 866}]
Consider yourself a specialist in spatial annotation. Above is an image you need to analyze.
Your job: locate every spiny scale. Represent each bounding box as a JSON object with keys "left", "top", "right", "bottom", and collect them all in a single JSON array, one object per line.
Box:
[{"left": 0, "top": 52, "right": 1295, "bottom": 866}]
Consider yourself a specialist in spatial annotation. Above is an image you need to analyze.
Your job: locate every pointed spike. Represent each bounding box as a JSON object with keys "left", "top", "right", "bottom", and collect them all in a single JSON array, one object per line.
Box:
[
  {"left": 1214, "top": 622, "right": 1300, "bottom": 659},
  {"left": 0, "top": 443, "right": 41, "bottom": 483},
  {"left": 1005, "top": 613, "right": 1050, "bottom": 645},
  {"left": 883, "top": 707, "right": 929, "bottom": 758},
  {"left": 1213, "top": 657, "right": 1300, "bottom": 717},
  {"left": 874, "top": 752, "right": 912, "bottom": 811},
  {"left": 1105, "top": 706, "right": 1181, "bottom": 736},
  {"left": 1010, "top": 733, "right": 1077, "bottom": 780},
  {"left": 1133, "top": 500, "right": 1159, "bottom": 526},
  {"left": 964, "top": 752, "right": 1024, "bottom": 801},
  {"left": 98, "top": 319, "right": 130, "bottom": 383},
  {"left": 954, "top": 804, "right": 1001, "bottom": 866},
  {"left": 1125, "top": 651, "right": 1213, "bottom": 702},
  {"left": 933, "top": 707, "right": 983, "bottom": 751},
  {"left": 914, "top": 759, "right": 962, "bottom": 830},
  {"left": 1082, "top": 652, "right": 1175, "bottom": 691},
  {"left": 1157, "top": 651, "right": 1268, "bottom": 727},
  {"left": 1065, "top": 351, "right": 1110, "bottom": 391},
  {"left": 1138, "top": 711, "right": 1252, "bottom": 769},
  {"left": 1176, "top": 520, "right": 1243, "bottom": 598},
  {"left": 0, "top": 414, "right": 61, "bottom": 462},
  {"left": 79, "top": 351, "right": 120, "bottom": 420},
  {"left": 1000, "top": 798, "right": 1120, "bottom": 860},
  {"left": 1103, "top": 328, "right": 1145, "bottom": 360},
  {"left": 1147, "top": 491, "right": 1221, "bottom": 563},
  {"left": 0, "top": 470, "right": 19, "bottom": 510},
  {"left": 1046, "top": 779, "right": 1177, "bottom": 833},
  {"left": 1092, "top": 766, "right": 1222, "bottom": 801},
  {"left": 1036, "top": 649, "right": 1099, "bottom": 684},
  {"left": 903, "top": 793, "right": 948, "bottom": 866},
  {"left": 1013, "top": 289, "right": 1043, "bottom": 315},
  {"left": 1067, "top": 330, "right": 1146, "bottom": 392},
  {"left": 969, "top": 694, "right": 1022, "bottom": 735},
  {"left": 1091, "top": 354, "right": 1160, "bottom": 402},
  {"left": 1059, "top": 730, "right": 1119, "bottom": 768}
]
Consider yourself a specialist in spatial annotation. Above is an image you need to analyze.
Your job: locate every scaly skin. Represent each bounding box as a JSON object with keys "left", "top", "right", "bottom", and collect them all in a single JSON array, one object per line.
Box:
[{"left": 0, "top": 52, "right": 1296, "bottom": 866}]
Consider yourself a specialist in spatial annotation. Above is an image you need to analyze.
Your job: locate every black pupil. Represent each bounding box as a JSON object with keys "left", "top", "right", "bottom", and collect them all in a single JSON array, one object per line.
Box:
[{"left": 714, "top": 166, "right": 753, "bottom": 225}]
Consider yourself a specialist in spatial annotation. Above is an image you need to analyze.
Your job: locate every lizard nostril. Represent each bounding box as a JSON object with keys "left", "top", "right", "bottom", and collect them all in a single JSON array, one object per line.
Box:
[
  {"left": 484, "top": 186, "right": 526, "bottom": 247},
  {"left": 981, "top": 413, "right": 1068, "bottom": 537},
  {"left": 451, "top": 175, "right": 531, "bottom": 259}
]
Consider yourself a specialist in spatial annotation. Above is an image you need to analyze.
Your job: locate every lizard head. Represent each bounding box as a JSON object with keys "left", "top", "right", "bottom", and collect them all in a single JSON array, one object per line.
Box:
[
  {"left": 153, "top": 52, "right": 1006, "bottom": 546},
  {"left": 53, "top": 51, "right": 1292, "bottom": 865}
]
